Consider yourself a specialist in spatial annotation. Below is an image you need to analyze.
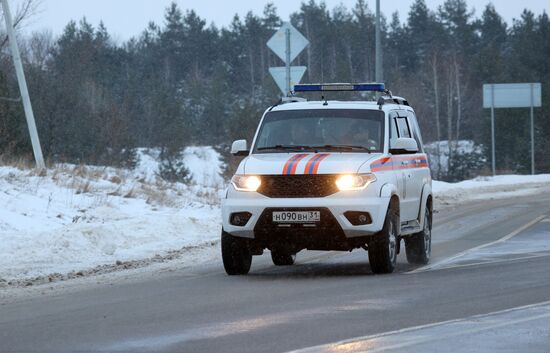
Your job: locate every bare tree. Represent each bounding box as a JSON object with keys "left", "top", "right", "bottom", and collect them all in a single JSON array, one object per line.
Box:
[
  {"left": 0, "top": 0, "right": 43, "bottom": 49},
  {"left": 22, "top": 29, "right": 52, "bottom": 68}
]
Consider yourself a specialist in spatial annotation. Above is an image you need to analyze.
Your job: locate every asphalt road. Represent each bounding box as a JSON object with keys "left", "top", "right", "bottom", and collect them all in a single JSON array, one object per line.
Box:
[{"left": 1, "top": 193, "right": 550, "bottom": 353}]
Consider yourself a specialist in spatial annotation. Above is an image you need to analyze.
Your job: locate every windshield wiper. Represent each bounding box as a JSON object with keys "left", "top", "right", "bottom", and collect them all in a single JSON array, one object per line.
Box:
[
  {"left": 257, "top": 145, "right": 315, "bottom": 151},
  {"left": 314, "top": 144, "right": 372, "bottom": 152}
]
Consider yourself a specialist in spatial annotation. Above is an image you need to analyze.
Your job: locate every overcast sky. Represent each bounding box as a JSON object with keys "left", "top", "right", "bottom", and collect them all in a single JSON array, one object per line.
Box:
[{"left": 16, "top": 0, "right": 550, "bottom": 41}]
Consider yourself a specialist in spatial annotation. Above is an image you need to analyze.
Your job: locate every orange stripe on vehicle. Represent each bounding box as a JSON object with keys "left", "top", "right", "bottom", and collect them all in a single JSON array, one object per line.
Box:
[
  {"left": 289, "top": 154, "right": 309, "bottom": 174},
  {"left": 282, "top": 154, "right": 300, "bottom": 175},
  {"left": 282, "top": 154, "right": 309, "bottom": 175},
  {"left": 371, "top": 154, "right": 429, "bottom": 172},
  {"left": 370, "top": 157, "right": 393, "bottom": 172},
  {"left": 311, "top": 154, "right": 330, "bottom": 174},
  {"left": 304, "top": 154, "right": 322, "bottom": 174}
]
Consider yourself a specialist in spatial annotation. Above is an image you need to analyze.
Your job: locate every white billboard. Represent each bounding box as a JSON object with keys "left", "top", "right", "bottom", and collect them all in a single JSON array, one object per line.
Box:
[{"left": 483, "top": 83, "right": 541, "bottom": 108}]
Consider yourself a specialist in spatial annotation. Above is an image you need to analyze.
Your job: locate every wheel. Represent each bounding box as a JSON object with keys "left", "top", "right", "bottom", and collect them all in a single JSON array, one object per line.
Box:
[
  {"left": 368, "top": 206, "right": 398, "bottom": 274},
  {"left": 271, "top": 249, "right": 296, "bottom": 266},
  {"left": 405, "top": 205, "right": 432, "bottom": 265},
  {"left": 221, "top": 230, "right": 252, "bottom": 275}
]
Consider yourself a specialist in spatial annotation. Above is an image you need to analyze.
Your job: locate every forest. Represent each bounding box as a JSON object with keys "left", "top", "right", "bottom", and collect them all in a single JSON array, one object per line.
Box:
[{"left": 0, "top": 0, "right": 549, "bottom": 180}]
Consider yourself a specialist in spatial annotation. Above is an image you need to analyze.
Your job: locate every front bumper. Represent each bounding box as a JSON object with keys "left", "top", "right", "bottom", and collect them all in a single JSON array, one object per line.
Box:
[{"left": 222, "top": 185, "right": 390, "bottom": 240}]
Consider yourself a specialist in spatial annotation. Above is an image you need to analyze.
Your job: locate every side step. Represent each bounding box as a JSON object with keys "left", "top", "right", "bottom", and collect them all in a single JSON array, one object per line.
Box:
[{"left": 400, "top": 220, "right": 421, "bottom": 236}]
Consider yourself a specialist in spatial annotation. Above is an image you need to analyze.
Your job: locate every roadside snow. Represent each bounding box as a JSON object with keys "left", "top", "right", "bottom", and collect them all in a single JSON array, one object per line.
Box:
[
  {"left": 433, "top": 174, "right": 550, "bottom": 206},
  {"left": 0, "top": 146, "right": 224, "bottom": 283}
]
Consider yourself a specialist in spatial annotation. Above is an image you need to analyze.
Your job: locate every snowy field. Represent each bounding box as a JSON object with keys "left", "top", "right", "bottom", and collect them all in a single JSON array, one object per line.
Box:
[
  {"left": 1, "top": 149, "right": 550, "bottom": 285},
  {"left": 0, "top": 147, "right": 224, "bottom": 284}
]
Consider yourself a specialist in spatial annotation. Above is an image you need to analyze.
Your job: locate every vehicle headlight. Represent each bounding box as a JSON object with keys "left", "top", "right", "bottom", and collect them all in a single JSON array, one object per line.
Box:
[
  {"left": 231, "top": 175, "right": 261, "bottom": 192},
  {"left": 335, "top": 174, "right": 376, "bottom": 191}
]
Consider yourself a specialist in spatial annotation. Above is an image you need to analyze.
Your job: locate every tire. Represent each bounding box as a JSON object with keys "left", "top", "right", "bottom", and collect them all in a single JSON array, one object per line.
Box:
[
  {"left": 368, "top": 206, "right": 398, "bottom": 274},
  {"left": 221, "top": 230, "right": 252, "bottom": 275},
  {"left": 405, "top": 205, "right": 432, "bottom": 265},
  {"left": 271, "top": 250, "right": 296, "bottom": 266}
]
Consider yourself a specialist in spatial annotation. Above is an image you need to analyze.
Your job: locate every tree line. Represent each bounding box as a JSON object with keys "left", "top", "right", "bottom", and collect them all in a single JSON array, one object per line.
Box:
[{"left": 0, "top": 0, "right": 549, "bottom": 179}]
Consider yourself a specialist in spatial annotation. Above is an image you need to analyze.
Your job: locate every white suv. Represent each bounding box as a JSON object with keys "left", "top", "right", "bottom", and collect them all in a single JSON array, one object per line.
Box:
[{"left": 221, "top": 83, "right": 432, "bottom": 275}]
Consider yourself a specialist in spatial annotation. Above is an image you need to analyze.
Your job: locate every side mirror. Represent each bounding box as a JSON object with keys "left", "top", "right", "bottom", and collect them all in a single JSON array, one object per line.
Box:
[
  {"left": 390, "top": 137, "right": 418, "bottom": 154},
  {"left": 231, "top": 139, "right": 249, "bottom": 156}
]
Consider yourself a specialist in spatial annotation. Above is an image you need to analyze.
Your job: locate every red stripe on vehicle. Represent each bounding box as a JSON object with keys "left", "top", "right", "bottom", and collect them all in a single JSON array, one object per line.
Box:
[
  {"left": 289, "top": 154, "right": 309, "bottom": 174},
  {"left": 303, "top": 154, "right": 323, "bottom": 174},
  {"left": 282, "top": 154, "right": 301, "bottom": 175},
  {"left": 370, "top": 154, "right": 430, "bottom": 172},
  {"left": 311, "top": 154, "right": 330, "bottom": 174},
  {"left": 370, "top": 157, "right": 393, "bottom": 172}
]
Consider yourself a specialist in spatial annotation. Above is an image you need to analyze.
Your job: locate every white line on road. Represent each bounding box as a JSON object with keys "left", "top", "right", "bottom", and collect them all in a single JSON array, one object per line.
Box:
[
  {"left": 408, "top": 214, "right": 547, "bottom": 274},
  {"left": 287, "top": 300, "right": 550, "bottom": 353}
]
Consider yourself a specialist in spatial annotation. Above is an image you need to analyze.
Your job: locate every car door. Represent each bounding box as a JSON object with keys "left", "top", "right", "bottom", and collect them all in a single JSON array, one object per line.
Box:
[
  {"left": 405, "top": 110, "right": 428, "bottom": 220},
  {"left": 390, "top": 110, "right": 419, "bottom": 222},
  {"left": 388, "top": 111, "right": 405, "bottom": 211}
]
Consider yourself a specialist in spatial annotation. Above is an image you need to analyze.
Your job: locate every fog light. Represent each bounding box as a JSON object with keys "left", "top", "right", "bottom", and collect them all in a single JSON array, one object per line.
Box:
[
  {"left": 230, "top": 212, "right": 252, "bottom": 226},
  {"left": 344, "top": 211, "right": 372, "bottom": 226}
]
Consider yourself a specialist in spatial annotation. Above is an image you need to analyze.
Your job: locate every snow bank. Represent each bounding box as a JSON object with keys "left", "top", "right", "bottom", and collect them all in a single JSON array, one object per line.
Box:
[
  {"left": 0, "top": 147, "right": 224, "bottom": 282},
  {"left": 433, "top": 174, "right": 550, "bottom": 205}
]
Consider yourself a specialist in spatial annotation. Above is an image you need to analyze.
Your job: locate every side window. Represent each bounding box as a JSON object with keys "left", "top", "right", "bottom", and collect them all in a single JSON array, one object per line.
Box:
[
  {"left": 389, "top": 111, "right": 399, "bottom": 146},
  {"left": 407, "top": 111, "right": 424, "bottom": 153},
  {"left": 394, "top": 116, "right": 411, "bottom": 138}
]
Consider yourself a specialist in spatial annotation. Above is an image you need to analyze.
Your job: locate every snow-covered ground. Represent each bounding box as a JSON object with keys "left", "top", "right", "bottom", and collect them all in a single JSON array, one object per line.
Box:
[
  {"left": 1, "top": 147, "right": 550, "bottom": 285},
  {"left": 433, "top": 174, "right": 550, "bottom": 206},
  {"left": 0, "top": 146, "right": 225, "bottom": 284}
]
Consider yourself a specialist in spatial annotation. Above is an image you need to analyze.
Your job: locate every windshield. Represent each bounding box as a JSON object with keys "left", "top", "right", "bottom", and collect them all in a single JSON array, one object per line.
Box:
[{"left": 253, "top": 109, "right": 385, "bottom": 153}]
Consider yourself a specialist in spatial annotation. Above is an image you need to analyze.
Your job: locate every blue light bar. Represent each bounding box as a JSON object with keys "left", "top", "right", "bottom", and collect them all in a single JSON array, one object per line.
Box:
[{"left": 294, "top": 83, "right": 386, "bottom": 92}]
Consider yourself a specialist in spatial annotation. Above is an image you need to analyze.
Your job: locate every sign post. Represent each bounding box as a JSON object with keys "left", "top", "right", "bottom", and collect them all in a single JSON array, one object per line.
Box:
[
  {"left": 483, "top": 83, "right": 542, "bottom": 175},
  {"left": 490, "top": 85, "right": 495, "bottom": 176},
  {"left": 267, "top": 22, "right": 309, "bottom": 96}
]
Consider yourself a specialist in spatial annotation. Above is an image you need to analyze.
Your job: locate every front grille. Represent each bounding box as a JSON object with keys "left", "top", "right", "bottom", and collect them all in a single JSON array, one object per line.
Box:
[{"left": 257, "top": 174, "right": 339, "bottom": 198}]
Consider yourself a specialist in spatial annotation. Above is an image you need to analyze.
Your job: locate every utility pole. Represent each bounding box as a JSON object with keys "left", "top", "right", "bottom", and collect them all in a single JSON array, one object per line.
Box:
[
  {"left": 375, "top": 0, "right": 382, "bottom": 82},
  {"left": 1, "top": 0, "right": 45, "bottom": 169}
]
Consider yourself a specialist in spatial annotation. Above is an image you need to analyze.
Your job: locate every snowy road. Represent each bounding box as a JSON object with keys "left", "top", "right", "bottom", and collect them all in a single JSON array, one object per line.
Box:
[{"left": 1, "top": 192, "right": 550, "bottom": 352}]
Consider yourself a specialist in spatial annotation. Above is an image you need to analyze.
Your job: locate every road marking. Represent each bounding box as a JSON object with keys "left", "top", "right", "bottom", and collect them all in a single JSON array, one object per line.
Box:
[
  {"left": 287, "top": 300, "right": 550, "bottom": 353},
  {"left": 408, "top": 214, "right": 547, "bottom": 274},
  {"left": 415, "top": 252, "right": 550, "bottom": 271}
]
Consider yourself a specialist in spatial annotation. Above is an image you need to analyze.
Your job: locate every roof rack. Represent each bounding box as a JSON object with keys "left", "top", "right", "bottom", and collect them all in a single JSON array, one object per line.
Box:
[
  {"left": 377, "top": 95, "right": 409, "bottom": 107},
  {"left": 268, "top": 96, "right": 307, "bottom": 111}
]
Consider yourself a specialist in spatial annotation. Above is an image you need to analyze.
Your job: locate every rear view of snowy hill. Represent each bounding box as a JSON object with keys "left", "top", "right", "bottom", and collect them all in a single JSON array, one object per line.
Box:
[{"left": 0, "top": 146, "right": 224, "bottom": 283}]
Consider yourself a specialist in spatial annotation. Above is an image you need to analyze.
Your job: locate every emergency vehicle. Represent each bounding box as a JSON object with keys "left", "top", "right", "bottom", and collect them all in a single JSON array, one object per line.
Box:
[{"left": 221, "top": 83, "right": 432, "bottom": 275}]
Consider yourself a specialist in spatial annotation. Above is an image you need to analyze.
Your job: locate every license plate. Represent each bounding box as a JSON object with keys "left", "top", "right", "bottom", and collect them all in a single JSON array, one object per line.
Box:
[{"left": 272, "top": 211, "right": 320, "bottom": 223}]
